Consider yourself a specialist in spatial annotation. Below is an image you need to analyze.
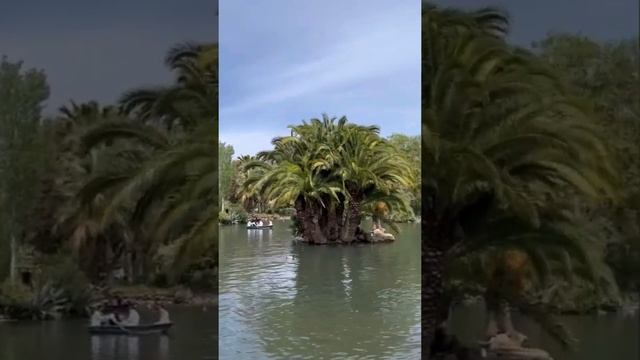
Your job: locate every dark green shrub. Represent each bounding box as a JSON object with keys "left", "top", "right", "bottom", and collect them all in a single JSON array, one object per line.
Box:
[
  {"left": 151, "top": 272, "right": 169, "bottom": 288},
  {"left": 227, "top": 203, "right": 248, "bottom": 223},
  {"left": 38, "top": 254, "right": 93, "bottom": 316},
  {"left": 219, "top": 210, "right": 232, "bottom": 224}
]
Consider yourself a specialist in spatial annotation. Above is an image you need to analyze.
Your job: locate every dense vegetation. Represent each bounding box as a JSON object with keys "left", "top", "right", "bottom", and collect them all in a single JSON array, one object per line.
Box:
[
  {"left": 422, "top": 3, "right": 637, "bottom": 359},
  {"left": 219, "top": 116, "right": 421, "bottom": 244},
  {"left": 0, "top": 42, "right": 218, "bottom": 319}
]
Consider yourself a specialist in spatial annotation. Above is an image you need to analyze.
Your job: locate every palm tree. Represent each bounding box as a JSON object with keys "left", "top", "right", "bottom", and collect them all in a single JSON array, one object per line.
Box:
[
  {"left": 70, "top": 41, "right": 218, "bottom": 281},
  {"left": 243, "top": 115, "right": 415, "bottom": 244},
  {"left": 119, "top": 42, "right": 217, "bottom": 131},
  {"left": 230, "top": 155, "right": 266, "bottom": 212},
  {"left": 448, "top": 204, "right": 618, "bottom": 350},
  {"left": 26, "top": 101, "right": 129, "bottom": 281},
  {"left": 421, "top": 5, "right": 618, "bottom": 355},
  {"left": 75, "top": 118, "right": 217, "bottom": 280}
]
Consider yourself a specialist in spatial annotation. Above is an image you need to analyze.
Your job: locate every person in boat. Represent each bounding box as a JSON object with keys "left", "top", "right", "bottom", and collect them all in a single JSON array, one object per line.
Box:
[
  {"left": 372, "top": 223, "right": 385, "bottom": 235},
  {"left": 267, "top": 219, "right": 273, "bottom": 226},
  {"left": 105, "top": 309, "right": 121, "bottom": 326},
  {"left": 257, "top": 219, "right": 263, "bottom": 227},
  {"left": 90, "top": 307, "right": 108, "bottom": 326},
  {"left": 154, "top": 303, "right": 171, "bottom": 324},
  {"left": 100, "top": 298, "right": 120, "bottom": 325},
  {"left": 123, "top": 305, "right": 140, "bottom": 326}
]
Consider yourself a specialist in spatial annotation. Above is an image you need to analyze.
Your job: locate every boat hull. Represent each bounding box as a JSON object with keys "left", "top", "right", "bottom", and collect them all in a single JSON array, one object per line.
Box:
[
  {"left": 246, "top": 225, "right": 273, "bottom": 230},
  {"left": 88, "top": 322, "right": 172, "bottom": 335}
]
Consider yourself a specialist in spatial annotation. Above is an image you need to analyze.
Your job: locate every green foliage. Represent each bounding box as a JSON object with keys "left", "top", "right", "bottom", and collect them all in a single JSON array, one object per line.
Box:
[
  {"left": 58, "top": 42, "right": 218, "bottom": 282},
  {"left": 388, "top": 134, "right": 421, "bottom": 213},
  {"left": 0, "top": 280, "right": 32, "bottom": 308},
  {"left": 179, "top": 257, "right": 216, "bottom": 293},
  {"left": 0, "top": 57, "right": 49, "bottom": 278},
  {"left": 0, "top": 279, "right": 70, "bottom": 320},
  {"left": 534, "top": 33, "right": 640, "bottom": 293},
  {"left": 218, "top": 210, "right": 232, "bottom": 225},
  {"left": 37, "top": 254, "right": 93, "bottom": 315},
  {"left": 226, "top": 203, "right": 248, "bottom": 223},
  {"left": 422, "top": 4, "right": 621, "bottom": 351},
  {"left": 242, "top": 115, "right": 416, "bottom": 243},
  {"left": 13, "top": 41, "right": 219, "bottom": 293},
  {"left": 219, "top": 142, "right": 235, "bottom": 207}
]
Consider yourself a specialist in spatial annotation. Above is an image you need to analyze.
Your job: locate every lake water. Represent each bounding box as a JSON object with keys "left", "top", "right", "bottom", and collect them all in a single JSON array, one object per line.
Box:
[
  {"left": 0, "top": 307, "right": 217, "bottom": 360},
  {"left": 219, "top": 220, "right": 421, "bottom": 359},
  {"left": 450, "top": 303, "right": 639, "bottom": 360}
]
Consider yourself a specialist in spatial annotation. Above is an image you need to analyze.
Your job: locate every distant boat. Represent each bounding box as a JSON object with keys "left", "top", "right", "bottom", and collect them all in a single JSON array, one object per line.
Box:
[
  {"left": 88, "top": 322, "right": 172, "bottom": 335},
  {"left": 247, "top": 224, "right": 273, "bottom": 230}
]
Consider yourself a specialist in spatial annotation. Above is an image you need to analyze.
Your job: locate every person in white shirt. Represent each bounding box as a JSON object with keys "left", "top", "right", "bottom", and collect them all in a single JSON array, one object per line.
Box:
[
  {"left": 257, "top": 220, "right": 263, "bottom": 226},
  {"left": 155, "top": 304, "right": 171, "bottom": 324},
  {"left": 124, "top": 307, "right": 140, "bottom": 326},
  {"left": 90, "top": 309, "right": 107, "bottom": 326}
]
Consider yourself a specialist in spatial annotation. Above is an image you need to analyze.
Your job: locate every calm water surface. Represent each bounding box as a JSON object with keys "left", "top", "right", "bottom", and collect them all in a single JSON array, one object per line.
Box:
[
  {"left": 0, "top": 307, "right": 216, "bottom": 360},
  {"left": 219, "top": 220, "right": 421, "bottom": 359},
  {"left": 450, "top": 304, "right": 639, "bottom": 360}
]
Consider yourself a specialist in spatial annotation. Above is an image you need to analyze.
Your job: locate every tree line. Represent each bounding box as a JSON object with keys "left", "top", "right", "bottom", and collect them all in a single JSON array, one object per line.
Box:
[{"left": 0, "top": 42, "right": 218, "bottom": 318}]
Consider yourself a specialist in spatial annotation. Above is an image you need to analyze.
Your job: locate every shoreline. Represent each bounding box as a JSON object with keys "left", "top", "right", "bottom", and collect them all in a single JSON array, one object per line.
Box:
[
  {"left": 95, "top": 285, "right": 218, "bottom": 307},
  {"left": 0, "top": 285, "right": 217, "bottom": 321}
]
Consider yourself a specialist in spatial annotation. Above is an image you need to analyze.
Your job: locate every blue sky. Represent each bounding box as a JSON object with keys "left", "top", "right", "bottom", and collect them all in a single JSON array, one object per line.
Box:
[
  {"left": 0, "top": 0, "right": 217, "bottom": 115},
  {"left": 221, "top": 0, "right": 637, "bottom": 157},
  {"left": 219, "top": 0, "right": 421, "bottom": 157}
]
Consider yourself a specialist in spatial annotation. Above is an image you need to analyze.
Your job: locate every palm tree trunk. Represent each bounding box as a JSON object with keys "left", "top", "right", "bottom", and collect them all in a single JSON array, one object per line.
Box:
[
  {"left": 9, "top": 235, "right": 17, "bottom": 284},
  {"left": 423, "top": 243, "right": 446, "bottom": 358},
  {"left": 105, "top": 239, "right": 115, "bottom": 286},
  {"left": 422, "top": 203, "right": 454, "bottom": 358},
  {"left": 341, "top": 195, "right": 362, "bottom": 243}
]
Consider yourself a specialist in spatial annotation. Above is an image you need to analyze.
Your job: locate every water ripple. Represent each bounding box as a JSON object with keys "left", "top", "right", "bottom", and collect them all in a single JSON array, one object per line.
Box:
[{"left": 220, "top": 220, "right": 420, "bottom": 359}]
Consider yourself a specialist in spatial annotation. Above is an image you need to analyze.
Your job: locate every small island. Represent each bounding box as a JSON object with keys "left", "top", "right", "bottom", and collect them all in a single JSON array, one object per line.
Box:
[{"left": 219, "top": 116, "right": 420, "bottom": 245}]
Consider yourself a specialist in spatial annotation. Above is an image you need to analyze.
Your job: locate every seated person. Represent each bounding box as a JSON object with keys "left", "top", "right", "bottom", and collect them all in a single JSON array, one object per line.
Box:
[
  {"left": 106, "top": 311, "right": 121, "bottom": 326},
  {"left": 90, "top": 308, "right": 107, "bottom": 326},
  {"left": 122, "top": 306, "right": 140, "bottom": 326},
  {"left": 155, "top": 304, "right": 171, "bottom": 324},
  {"left": 372, "top": 223, "right": 386, "bottom": 235}
]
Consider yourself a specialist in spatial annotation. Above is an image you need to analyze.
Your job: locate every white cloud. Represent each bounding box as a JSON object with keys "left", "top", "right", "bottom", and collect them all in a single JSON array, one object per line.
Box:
[{"left": 220, "top": 4, "right": 419, "bottom": 117}]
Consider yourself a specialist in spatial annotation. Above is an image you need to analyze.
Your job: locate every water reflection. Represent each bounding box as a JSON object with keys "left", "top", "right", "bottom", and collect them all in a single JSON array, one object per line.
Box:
[
  {"left": 90, "top": 335, "right": 169, "bottom": 360},
  {"left": 450, "top": 304, "right": 639, "bottom": 360},
  {"left": 0, "top": 308, "right": 214, "bottom": 360},
  {"left": 220, "top": 220, "right": 421, "bottom": 359}
]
